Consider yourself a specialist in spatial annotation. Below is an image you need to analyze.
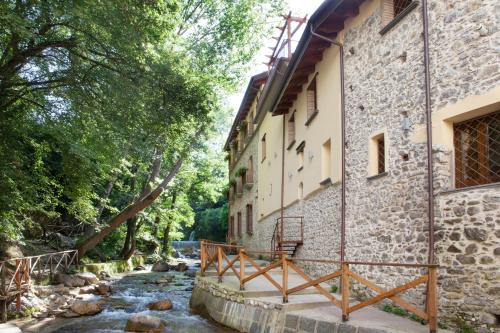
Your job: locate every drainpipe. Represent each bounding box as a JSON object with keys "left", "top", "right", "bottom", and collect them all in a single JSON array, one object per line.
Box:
[
  {"left": 421, "top": 0, "right": 435, "bottom": 265},
  {"left": 280, "top": 113, "right": 286, "bottom": 255},
  {"left": 309, "top": 26, "right": 346, "bottom": 264}
]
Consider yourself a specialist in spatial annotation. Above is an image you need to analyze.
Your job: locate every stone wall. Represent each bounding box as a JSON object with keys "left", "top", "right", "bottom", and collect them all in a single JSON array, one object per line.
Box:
[
  {"left": 230, "top": 130, "right": 260, "bottom": 249},
  {"left": 435, "top": 184, "right": 500, "bottom": 328},
  {"left": 236, "top": 0, "right": 500, "bottom": 331}
]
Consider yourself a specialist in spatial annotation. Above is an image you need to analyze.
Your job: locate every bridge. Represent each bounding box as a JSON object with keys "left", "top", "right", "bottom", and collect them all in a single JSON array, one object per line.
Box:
[{"left": 0, "top": 250, "right": 79, "bottom": 322}]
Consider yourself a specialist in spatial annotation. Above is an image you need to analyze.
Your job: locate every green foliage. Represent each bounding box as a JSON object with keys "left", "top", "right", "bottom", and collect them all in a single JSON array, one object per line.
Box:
[
  {"left": 456, "top": 318, "right": 476, "bottom": 333},
  {"left": 330, "top": 285, "right": 338, "bottom": 293},
  {"left": 0, "top": 0, "right": 284, "bottom": 259},
  {"left": 193, "top": 201, "right": 228, "bottom": 242},
  {"left": 383, "top": 304, "right": 426, "bottom": 325},
  {"left": 235, "top": 166, "right": 248, "bottom": 177},
  {"left": 383, "top": 304, "right": 408, "bottom": 317}
]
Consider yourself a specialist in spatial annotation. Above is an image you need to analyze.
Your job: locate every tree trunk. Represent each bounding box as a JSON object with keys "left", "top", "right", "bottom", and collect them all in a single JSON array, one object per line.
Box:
[
  {"left": 163, "top": 223, "right": 171, "bottom": 257},
  {"left": 162, "top": 192, "right": 177, "bottom": 257},
  {"left": 120, "top": 167, "right": 139, "bottom": 258},
  {"left": 121, "top": 153, "right": 163, "bottom": 259},
  {"left": 78, "top": 155, "right": 184, "bottom": 259},
  {"left": 83, "top": 178, "right": 116, "bottom": 238}
]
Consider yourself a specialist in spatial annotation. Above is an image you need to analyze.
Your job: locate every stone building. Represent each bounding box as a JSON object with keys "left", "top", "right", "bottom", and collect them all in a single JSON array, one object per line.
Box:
[{"left": 225, "top": 0, "right": 499, "bottom": 330}]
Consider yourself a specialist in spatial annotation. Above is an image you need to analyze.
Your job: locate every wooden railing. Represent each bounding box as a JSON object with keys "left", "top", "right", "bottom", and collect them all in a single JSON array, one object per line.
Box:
[
  {"left": 0, "top": 250, "right": 79, "bottom": 322},
  {"left": 200, "top": 241, "right": 439, "bottom": 332}
]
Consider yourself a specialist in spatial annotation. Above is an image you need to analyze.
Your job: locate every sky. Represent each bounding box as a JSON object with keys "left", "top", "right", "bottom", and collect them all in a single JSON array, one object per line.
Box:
[{"left": 225, "top": 0, "right": 324, "bottom": 118}]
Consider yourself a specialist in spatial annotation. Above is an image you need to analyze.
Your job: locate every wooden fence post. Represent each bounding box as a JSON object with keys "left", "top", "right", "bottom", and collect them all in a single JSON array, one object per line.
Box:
[
  {"left": 24, "top": 258, "right": 30, "bottom": 286},
  {"left": 239, "top": 249, "right": 245, "bottom": 290},
  {"left": 341, "top": 263, "right": 349, "bottom": 322},
  {"left": 282, "top": 254, "right": 288, "bottom": 303},
  {"left": 427, "top": 267, "right": 438, "bottom": 333},
  {"left": 15, "top": 259, "right": 21, "bottom": 311},
  {"left": 200, "top": 241, "right": 206, "bottom": 276},
  {"left": 217, "top": 246, "right": 223, "bottom": 283},
  {"left": 49, "top": 256, "right": 53, "bottom": 280}
]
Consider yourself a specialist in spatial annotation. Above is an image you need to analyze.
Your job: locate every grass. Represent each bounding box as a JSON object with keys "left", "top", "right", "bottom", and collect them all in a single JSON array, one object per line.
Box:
[
  {"left": 456, "top": 318, "right": 476, "bottom": 333},
  {"left": 383, "top": 304, "right": 408, "bottom": 317}
]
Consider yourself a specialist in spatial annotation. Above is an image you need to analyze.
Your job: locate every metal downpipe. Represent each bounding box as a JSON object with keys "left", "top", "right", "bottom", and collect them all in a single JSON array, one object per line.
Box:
[{"left": 421, "top": 0, "right": 435, "bottom": 265}]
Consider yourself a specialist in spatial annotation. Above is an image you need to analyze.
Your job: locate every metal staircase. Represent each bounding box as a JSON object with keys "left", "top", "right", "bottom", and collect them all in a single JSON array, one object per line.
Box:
[{"left": 271, "top": 216, "right": 303, "bottom": 259}]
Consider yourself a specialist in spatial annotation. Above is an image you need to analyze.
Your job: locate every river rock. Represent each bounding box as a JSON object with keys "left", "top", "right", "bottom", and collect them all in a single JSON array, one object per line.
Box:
[
  {"left": 96, "top": 283, "right": 112, "bottom": 295},
  {"left": 134, "top": 265, "right": 146, "bottom": 271},
  {"left": 79, "top": 285, "right": 97, "bottom": 294},
  {"left": 147, "top": 299, "right": 173, "bottom": 311},
  {"left": 55, "top": 273, "right": 86, "bottom": 288},
  {"left": 99, "top": 271, "right": 111, "bottom": 279},
  {"left": 152, "top": 261, "right": 170, "bottom": 272},
  {"left": 75, "top": 272, "right": 99, "bottom": 285},
  {"left": 125, "top": 314, "right": 167, "bottom": 332},
  {"left": 70, "top": 300, "right": 104, "bottom": 316},
  {"left": 184, "top": 270, "right": 196, "bottom": 278},
  {"left": 175, "top": 262, "right": 187, "bottom": 272}
]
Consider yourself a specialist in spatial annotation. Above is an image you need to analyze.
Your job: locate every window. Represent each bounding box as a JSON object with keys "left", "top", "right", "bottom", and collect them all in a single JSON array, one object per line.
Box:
[
  {"left": 296, "top": 141, "right": 305, "bottom": 171},
  {"left": 380, "top": 0, "right": 417, "bottom": 34},
  {"left": 377, "top": 136, "right": 385, "bottom": 174},
  {"left": 246, "top": 204, "right": 253, "bottom": 236},
  {"left": 368, "top": 132, "right": 387, "bottom": 177},
  {"left": 454, "top": 111, "right": 500, "bottom": 188},
  {"left": 261, "top": 134, "right": 267, "bottom": 162},
  {"left": 321, "top": 139, "right": 332, "bottom": 182},
  {"left": 237, "top": 212, "right": 242, "bottom": 237},
  {"left": 247, "top": 156, "right": 254, "bottom": 184},
  {"left": 247, "top": 118, "right": 253, "bottom": 137},
  {"left": 229, "top": 216, "right": 234, "bottom": 238},
  {"left": 288, "top": 111, "right": 296, "bottom": 148},
  {"left": 306, "top": 76, "right": 318, "bottom": 125}
]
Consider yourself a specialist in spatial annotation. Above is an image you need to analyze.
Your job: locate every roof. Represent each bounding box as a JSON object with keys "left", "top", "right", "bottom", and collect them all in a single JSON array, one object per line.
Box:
[
  {"left": 223, "top": 71, "right": 268, "bottom": 151},
  {"left": 271, "top": 0, "right": 365, "bottom": 115}
]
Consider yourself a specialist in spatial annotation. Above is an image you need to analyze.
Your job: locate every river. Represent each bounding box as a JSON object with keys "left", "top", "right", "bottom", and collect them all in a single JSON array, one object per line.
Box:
[{"left": 21, "top": 265, "right": 236, "bottom": 333}]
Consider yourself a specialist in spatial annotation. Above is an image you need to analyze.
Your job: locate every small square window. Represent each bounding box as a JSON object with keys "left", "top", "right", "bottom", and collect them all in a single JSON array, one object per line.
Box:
[{"left": 380, "top": 0, "right": 418, "bottom": 35}]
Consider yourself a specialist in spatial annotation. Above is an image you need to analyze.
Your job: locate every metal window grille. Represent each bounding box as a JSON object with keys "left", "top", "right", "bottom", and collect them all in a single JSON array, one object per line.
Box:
[
  {"left": 246, "top": 204, "right": 253, "bottom": 235},
  {"left": 393, "top": 0, "right": 412, "bottom": 16},
  {"left": 454, "top": 111, "right": 500, "bottom": 188},
  {"left": 237, "top": 212, "right": 242, "bottom": 237},
  {"left": 377, "top": 136, "right": 385, "bottom": 174}
]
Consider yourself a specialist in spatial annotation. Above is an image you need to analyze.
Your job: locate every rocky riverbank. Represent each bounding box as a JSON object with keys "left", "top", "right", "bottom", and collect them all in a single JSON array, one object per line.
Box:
[{"left": 10, "top": 258, "right": 236, "bottom": 333}]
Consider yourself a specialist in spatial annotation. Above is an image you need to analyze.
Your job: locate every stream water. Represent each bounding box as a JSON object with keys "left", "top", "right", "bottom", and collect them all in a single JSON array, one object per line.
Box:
[{"left": 25, "top": 266, "right": 236, "bottom": 333}]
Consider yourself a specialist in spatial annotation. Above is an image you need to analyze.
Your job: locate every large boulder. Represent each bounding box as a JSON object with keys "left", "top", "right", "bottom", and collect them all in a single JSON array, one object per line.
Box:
[
  {"left": 147, "top": 299, "right": 173, "bottom": 311},
  {"left": 175, "top": 262, "right": 187, "bottom": 272},
  {"left": 125, "top": 314, "right": 167, "bottom": 332},
  {"left": 55, "top": 273, "right": 86, "bottom": 288},
  {"left": 151, "top": 261, "right": 170, "bottom": 272},
  {"left": 75, "top": 272, "right": 99, "bottom": 285},
  {"left": 70, "top": 300, "right": 104, "bottom": 316},
  {"left": 96, "top": 283, "right": 112, "bottom": 296}
]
